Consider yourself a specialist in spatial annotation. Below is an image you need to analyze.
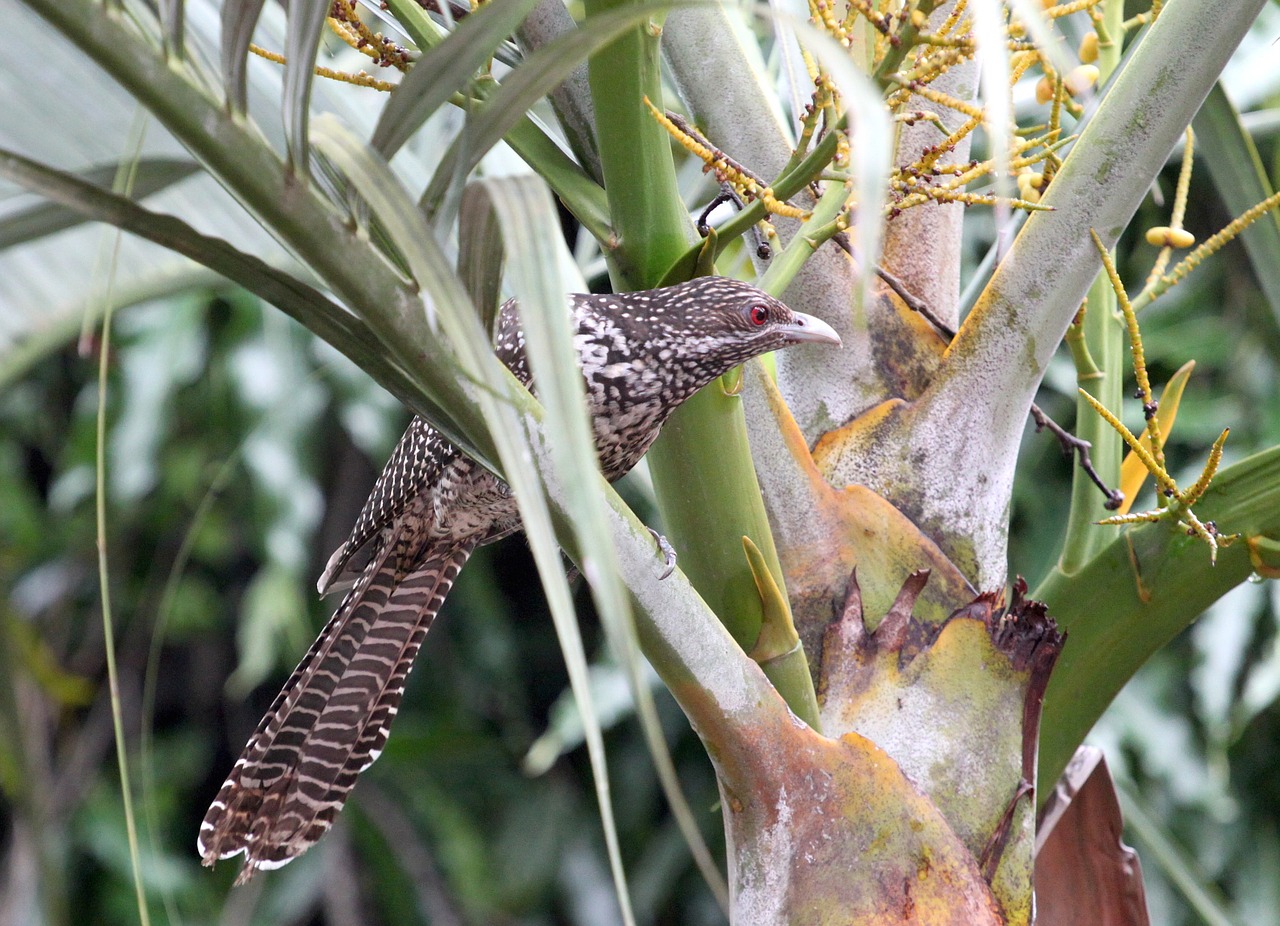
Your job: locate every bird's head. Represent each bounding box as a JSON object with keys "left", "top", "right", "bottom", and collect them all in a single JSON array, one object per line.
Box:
[
  {"left": 674, "top": 276, "right": 841, "bottom": 355},
  {"left": 601, "top": 277, "right": 841, "bottom": 393}
]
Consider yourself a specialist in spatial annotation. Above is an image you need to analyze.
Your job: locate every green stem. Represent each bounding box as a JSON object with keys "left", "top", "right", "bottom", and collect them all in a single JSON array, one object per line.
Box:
[
  {"left": 759, "top": 182, "right": 850, "bottom": 297},
  {"left": 94, "top": 114, "right": 152, "bottom": 926},
  {"left": 1054, "top": 0, "right": 1128, "bottom": 575},
  {"left": 1036, "top": 446, "right": 1280, "bottom": 797},
  {"left": 1097, "top": 0, "right": 1125, "bottom": 76},
  {"left": 661, "top": 118, "right": 847, "bottom": 284},
  {"left": 503, "top": 116, "right": 613, "bottom": 243},
  {"left": 583, "top": 0, "right": 689, "bottom": 288},
  {"left": 584, "top": 0, "right": 806, "bottom": 689},
  {"left": 1057, "top": 271, "right": 1124, "bottom": 574}
]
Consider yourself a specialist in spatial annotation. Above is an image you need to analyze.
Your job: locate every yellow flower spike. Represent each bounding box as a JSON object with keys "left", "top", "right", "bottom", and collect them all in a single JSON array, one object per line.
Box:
[
  {"left": 1097, "top": 509, "right": 1167, "bottom": 527},
  {"left": 917, "top": 115, "right": 981, "bottom": 172},
  {"left": 1089, "top": 229, "right": 1163, "bottom": 460},
  {"left": 935, "top": 0, "right": 968, "bottom": 37},
  {"left": 1099, "top": 503, "right": 1234, "bottom": 566},
  {"left": 899, "top": 81, "right": 987, "bottom": 121},
  {"left": 1156, "top": 187, "right": 1280, "bottom": 295},
  {"left": 896, "top": 44, "right": 981, "bottom": 89},
  {"left": 1180, "top": 508, "right": 1220, "bottom": 565},
  {"left": 328, "top": 0, "right": 412, "bottom": 71},
  {"left": 890, "top": 188, "right": 1051, "bottom": 214},
  {"left": 645, "top": 97, "right": 715, "bottom": 161},
  {"left": 1117, "top": 360, "right": 1195, "bottom": 515},
  {"left": 1063, "top": 64, "right": 1100, "bottom": 96},
  {"left": 1036, "top": 75, "right": 1056, "bottom": 105},
  {"left": 644, "top": 98, "right": 807, "bottom": 221},
  {"left": 813, "top": 0, "right": 850, "bottom": 46},
  {"left": 894, "top": 133, "right": 1071, "bottom": 215},
  {"left": 800, "top": 47, "right": 821, "bottom": 84},
  {"left": 1141, "top": 128, "right": 1196, "bottom": 291},
  {"left": 1078, "top": 388, "right": 1182, "bottom": 499},
  {"left": 1179, "top": 428, "right": 1230, "bottom": 506},
  {"left": 1079, "top": 31, "right": 1099, "bottom": 63},
  {"left": 844, "top": 0, "right": 892, "bottom": 40},
  {"left": 761, "top": 189, "right": 809, "bottom": 220},
  {"left": 248, "top": 44, "right": 399, "bottom": 92},
  {"left": 1046, "top": 0, "right": 1107, "bottom": 17}
]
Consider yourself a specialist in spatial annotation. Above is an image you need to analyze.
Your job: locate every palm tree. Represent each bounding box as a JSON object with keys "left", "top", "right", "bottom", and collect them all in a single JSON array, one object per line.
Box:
[{"left": 3, "top": 0, "right": 1280, "bottom": 923}]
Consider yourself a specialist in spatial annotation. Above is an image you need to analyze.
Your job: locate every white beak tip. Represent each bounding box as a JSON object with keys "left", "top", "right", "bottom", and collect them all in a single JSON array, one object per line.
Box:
[{"left": 783, "top": 312, "right": 842, "bottom": 347}]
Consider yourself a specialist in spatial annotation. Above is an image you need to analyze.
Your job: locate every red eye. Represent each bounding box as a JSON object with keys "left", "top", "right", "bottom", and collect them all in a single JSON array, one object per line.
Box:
[{"left": 749, "top": 305, "right": 769, "bottom": 326}]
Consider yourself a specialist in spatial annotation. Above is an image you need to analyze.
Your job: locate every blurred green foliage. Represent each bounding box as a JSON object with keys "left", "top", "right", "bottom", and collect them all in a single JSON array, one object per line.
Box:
[
  {"left": 2, "top": 7, "right": 1280, "bottom": 926},
  {"left": 1008, "top": 141, "right": 1280, "bottom": 925},
  {"left": 5, "top": 146, "right": 1280, "bottom": 921},
  {"left": 0, "top": 285, "right": 730, "bottom": 924}
]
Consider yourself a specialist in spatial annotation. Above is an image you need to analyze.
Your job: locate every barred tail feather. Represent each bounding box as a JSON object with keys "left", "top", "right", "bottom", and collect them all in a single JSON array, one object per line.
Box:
[
  {"left": 197, "top": 533, "right": 404, "bottom": 874},
  {"left": 196, "top": 542, "right": 399, "bottom": 868},
  {"left": 198, "top": 531, "right": 472, "bottom": 883},
  {"left": 264, "top": 543, "right": 475, "bottom": 871}
]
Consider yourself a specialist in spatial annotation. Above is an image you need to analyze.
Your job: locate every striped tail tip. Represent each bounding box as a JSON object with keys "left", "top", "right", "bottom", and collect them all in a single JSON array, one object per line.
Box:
[
  {"left": 197, "top": 777, "right": 325, "bottom": 882},
  {"left": 197, "top": 776, "right": 258, "bottom": 868}
]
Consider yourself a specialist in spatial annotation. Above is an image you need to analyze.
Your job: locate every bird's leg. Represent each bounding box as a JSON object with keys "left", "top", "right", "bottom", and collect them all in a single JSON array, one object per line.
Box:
[
  {"left": 660, "top": 105, "right": 778, "bottom": 261},
  {"left": 647, "top": 527, "right": 678, "bottom": 580},
  {"left": 662, "top": 106, "right": 776, "bottom": 261},
  {"left": 696, "top": 183, "right": 773, "bottom": 261},
  {"left": 696, "top": 185, "right": 736, "bottom": 235}
]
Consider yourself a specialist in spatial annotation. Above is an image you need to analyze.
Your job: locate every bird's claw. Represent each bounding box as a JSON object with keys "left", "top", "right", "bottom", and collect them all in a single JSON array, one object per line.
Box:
[{"left": 647, "top": 528, "right": 677, "bottom": 579}]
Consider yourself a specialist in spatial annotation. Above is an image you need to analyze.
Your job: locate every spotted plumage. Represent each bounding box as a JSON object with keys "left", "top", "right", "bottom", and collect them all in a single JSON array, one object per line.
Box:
[{"left": 198, "top": 277, "right": 840, "bottom": 882}]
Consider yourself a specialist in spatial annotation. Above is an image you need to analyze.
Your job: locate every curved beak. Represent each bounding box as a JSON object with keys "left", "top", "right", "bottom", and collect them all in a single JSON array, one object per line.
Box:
[{"left": 778, "top": 311, "right": 842, "bottom": 347}]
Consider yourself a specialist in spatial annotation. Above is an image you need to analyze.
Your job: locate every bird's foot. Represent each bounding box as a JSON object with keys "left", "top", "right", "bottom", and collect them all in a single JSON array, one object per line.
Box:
[{"left": 647, "top": 528, "right": 677, "bottom": 579}]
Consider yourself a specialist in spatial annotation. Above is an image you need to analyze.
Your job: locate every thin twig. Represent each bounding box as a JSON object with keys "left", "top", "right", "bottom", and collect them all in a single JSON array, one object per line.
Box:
[
  {"left": 94, "top": 113, "right": 152, "bottom": 926},
  {"left": 883, "top": 271, "right": 1125, "bottom": 508},
  {"left": 876, "top": 265, "right": 955, "bottom": 337},
  {"left": 1031, "top": 403, "right": 1125, "bottom": 510}
]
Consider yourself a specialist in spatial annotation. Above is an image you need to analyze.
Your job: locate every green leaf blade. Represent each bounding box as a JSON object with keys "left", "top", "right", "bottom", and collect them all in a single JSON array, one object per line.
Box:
[
  {"left": 0, "top": 158, "right": 201, "bottom": 250},
  {"left": 220, "top": 0, "right": 268, "bottom": 113},
  {"left": 372, "top": 0, "right": 543, "bottom": 160},
  {"left": 283, "top": 0, "right": 327, "bottom": 178}
]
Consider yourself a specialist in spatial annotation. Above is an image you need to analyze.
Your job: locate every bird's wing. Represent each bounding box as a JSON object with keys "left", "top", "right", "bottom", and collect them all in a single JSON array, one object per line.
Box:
[
  {"left": 320, "top": 299, "right": 531, "bottom": 596},
  {"left": 317, "top": 418, "right": 449, "bottom": 595}
]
